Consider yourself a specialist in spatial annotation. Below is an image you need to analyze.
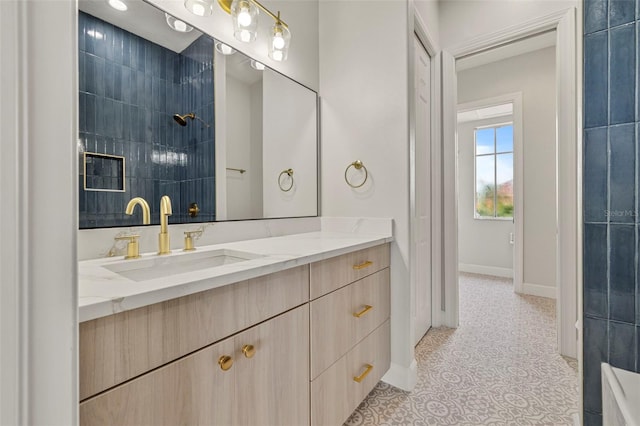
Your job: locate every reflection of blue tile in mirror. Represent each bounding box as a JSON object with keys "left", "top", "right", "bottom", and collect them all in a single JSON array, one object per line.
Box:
[
  {"left": 496, "top": 125, "right": 513, "bottom": 153},
  {"left": 84, "top": 153, "right": 125, "bottom": 192},
  {"left": 78, "top": 10, "right": 215, "bottom": 228},
  {"left": 475, "top": 128, "right": 494, "bottom": 154}
]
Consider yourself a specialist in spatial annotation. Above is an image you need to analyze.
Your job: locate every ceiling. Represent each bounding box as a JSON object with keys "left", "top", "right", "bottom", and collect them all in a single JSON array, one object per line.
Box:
[
  {"left": 78, "top": 0, "right": 201, "bottom": 53},
  {"left": 225, "top": 52, "right": 263, "bottom": 85},
  {"left": 456, "top": 31, "right": 556, "bottom": 72}
]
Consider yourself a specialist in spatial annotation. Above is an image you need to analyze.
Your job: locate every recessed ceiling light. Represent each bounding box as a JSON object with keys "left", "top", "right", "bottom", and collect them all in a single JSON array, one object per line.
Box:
[
  {"left": 165, "top": 13, "right": 194, "bottom": 33},
  {"left": 215, "top": 42, "right": 235, "bottom": 55},
  {"left": 108, "top": 0, "right": 128, "bottom": 12},
  {"left": 250, "top": 59, "right": 265, "bottom": 71}
]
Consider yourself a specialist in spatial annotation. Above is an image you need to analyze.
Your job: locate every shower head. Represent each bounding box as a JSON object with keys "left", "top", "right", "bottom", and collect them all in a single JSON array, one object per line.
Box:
[
  {"left": 173, "top": 113, "right": 210, "bottom": 128},
  {"left": 173, "top": 113, "right": 194, "bottom": 126}
]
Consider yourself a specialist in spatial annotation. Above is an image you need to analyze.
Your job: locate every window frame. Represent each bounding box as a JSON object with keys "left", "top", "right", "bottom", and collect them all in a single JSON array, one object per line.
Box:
[{"left": 473, "top": 122, "right": 514, "bottom": 221}]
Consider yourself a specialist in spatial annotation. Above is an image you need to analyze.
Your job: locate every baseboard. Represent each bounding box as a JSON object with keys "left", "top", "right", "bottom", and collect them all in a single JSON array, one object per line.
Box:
[
  {"left": 381, "top": 359, "right": 418, "bottom": 391},
  {"left": 522, "top": 282, "right": 556, "bottom": 299},
  {"left": 571, "top": 412, "right": 580, "bottom": 426},
  {"left": 458, "top": 263, "right": 513, "bottom": 278}
]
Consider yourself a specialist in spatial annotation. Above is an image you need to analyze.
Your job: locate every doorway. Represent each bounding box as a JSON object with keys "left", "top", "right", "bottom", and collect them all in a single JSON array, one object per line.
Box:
[{"left": 439, "top": 9, "right": 579, "bottom": 360}]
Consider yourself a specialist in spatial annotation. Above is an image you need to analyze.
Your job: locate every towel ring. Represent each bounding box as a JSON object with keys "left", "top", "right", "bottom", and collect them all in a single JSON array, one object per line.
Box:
[
  {"left": 278, "top": 169, "right": 294, "bottom": 192},
  {"left": 344, "top": 160, "right": 368, "bottom": 188}
]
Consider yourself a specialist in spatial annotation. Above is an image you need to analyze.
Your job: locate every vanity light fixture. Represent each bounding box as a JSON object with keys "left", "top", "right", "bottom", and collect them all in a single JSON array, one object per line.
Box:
[
  {"left": 184, "top": 0, "right": 213, "bottom": 17},
  {"left": 185, "top": 0, "right": 291, "bottom": 61},
  {"left": 250, "top": 59, "right": 265, "bottom": 70},
  {"left": 230, "top": 0, "right": 258, "bottom": 42},
  {"left": 108, "top": 0, "right": 128, "bottom": 11},
  {"left": 268, "top": 12, "right": 290, "bottom": 62},
  {"left": 215, "top": 41, "right": 236, "bottom": 55},
  {"left": 165, "top": 13, "right": 194, "bottom": 33}
]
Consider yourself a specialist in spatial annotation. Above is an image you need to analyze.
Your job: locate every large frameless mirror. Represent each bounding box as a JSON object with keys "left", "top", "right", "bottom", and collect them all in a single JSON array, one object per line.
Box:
[{"left": 77, "top": 0, "right": 318, "bottom": 228}]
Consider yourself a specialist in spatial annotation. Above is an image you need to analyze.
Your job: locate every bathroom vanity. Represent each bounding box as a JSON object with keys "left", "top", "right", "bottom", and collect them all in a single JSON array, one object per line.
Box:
[{"left": 78, "top": 232, "right": 391, "bottom": 426}]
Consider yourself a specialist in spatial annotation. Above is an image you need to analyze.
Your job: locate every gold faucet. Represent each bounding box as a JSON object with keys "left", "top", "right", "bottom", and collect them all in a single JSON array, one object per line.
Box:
[
  {"left": 158, "top": 195, "right": 172, "bottom": 255},
  {"left": 125, "top": 197, "right": 151, "bottom": 224}
]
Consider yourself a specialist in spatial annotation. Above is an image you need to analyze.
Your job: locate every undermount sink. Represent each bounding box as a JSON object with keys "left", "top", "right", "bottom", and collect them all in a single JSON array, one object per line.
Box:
[{"left": 103, "top": 249, "right": 262, "bottom": 282}]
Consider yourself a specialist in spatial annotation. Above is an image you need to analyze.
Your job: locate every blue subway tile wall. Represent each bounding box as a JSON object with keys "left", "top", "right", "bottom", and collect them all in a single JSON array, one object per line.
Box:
[
  {"left": 78, "top": 12, "right": 215, "bottom": 228},
  {"left": 583, "top": 1, "right": 640, "bottom": 423}
]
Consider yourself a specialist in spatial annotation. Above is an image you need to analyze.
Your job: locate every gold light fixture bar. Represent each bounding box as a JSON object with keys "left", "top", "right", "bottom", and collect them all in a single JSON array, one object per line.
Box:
[{"left": 217, "top": 0, "right": 288, "bottom": 28}]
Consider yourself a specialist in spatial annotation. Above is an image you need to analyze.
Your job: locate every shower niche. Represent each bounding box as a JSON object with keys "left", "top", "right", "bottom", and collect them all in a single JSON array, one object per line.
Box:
[{"left": 77, "top": 0, "right": 318, "bottom": 229}]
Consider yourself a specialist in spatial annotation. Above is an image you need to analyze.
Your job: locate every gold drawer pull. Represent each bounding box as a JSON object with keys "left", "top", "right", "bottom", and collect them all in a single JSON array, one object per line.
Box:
[
  {"left": 353, "top": 260, "right": 373, "bottom": 270},
  {"left": 353, "top": 305, "right": 373, "bottom": 318},
  {"left": 242, "top": 344, "right": 256, "bottom": 359},
  {"left": 218, "top": 355, "right": 233, "bottom": 371},
  {"left": 353, "top": 364, "right": 374, "bottom": 383}
]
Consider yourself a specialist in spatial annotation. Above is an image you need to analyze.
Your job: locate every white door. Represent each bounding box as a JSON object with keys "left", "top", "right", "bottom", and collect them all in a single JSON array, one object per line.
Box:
[{"left": 413, "top": 35, "right": 432, "bottom": 345}]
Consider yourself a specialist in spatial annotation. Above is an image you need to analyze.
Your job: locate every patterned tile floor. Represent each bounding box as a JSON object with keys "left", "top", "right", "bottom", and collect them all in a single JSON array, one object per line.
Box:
[{"left": 345, "top": 273, "right": 579, "bottom": 425}]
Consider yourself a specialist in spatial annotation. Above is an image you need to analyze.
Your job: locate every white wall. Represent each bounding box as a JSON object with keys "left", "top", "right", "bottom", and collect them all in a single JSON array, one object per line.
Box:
[
  {"left": 249, "top": 80, "right": 264, "bottom": 218},
  {"left": 1, "top": 1, "right": 77, "bottom": 424},
  {"left": 439, "top": 0, "right": 577, "bottom": 49},
  {"left": 457, "top": 116, "right": 514, "bottom": 277},
  {"left": 225, "top": 76, "right": 263, "bottom": 220},
  {"left": 262, "top": 69, "right": 318, "bottom": 218},
  {"left": 319, "top": 0, "right": 415, "bottom": 389},
  {"left": 226, "top": 76, "right": 252, "bottom": 219},
  {"left": 414, "top": 0, "right": 440, "bottom": 48},
  {"left": 457, "top": 47, "right": 557, "bottom": 292},
  {"left": 147, "top": 0, "right": 319, "bottom": 91}
]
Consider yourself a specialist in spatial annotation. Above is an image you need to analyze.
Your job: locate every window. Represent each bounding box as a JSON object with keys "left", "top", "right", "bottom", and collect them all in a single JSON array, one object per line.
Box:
[{"left": 474, "top": 124, "right": 513, "bottom": 219}]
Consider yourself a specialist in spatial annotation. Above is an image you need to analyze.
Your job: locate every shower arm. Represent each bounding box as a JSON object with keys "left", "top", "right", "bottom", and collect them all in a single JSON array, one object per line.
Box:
[{"left": 192, "top": 115, "right": 210, "bottom": 128}]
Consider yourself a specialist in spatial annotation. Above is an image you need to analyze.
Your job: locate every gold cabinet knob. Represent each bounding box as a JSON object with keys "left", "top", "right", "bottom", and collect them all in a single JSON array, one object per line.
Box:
[
  {"left": 218, "top": 355, "right": 233, "bottom": 371},
  {"left": 242, "top": 344, "right": 256, "bottom": 359}
]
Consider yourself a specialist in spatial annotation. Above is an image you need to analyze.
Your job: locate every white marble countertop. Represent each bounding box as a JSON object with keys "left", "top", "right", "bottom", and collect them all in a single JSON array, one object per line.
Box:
[{"left": 79, "top": 230, "right": 393, "bottom": 322}]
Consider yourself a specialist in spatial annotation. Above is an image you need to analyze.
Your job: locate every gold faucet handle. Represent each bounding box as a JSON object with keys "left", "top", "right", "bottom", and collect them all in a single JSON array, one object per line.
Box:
[
  {"left": 183, "top": 231, "right": 199, "bottom": 252},
  {"left": 114, "top": 235, "right": 141, "bottom": 260}
]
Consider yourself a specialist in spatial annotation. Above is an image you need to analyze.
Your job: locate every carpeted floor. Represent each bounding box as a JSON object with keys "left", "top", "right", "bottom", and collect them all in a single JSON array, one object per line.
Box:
[{"left": 345, "top": 273, "right": 579, "bottom": 425}]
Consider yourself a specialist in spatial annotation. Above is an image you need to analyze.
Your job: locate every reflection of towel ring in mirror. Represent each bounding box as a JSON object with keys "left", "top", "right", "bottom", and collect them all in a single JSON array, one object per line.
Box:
[
  {"left": 344, "top": 160, "right": 368, "bottom": 188},
  {"left": 278, "top": 169, "right": 294, "bottom": 192}
]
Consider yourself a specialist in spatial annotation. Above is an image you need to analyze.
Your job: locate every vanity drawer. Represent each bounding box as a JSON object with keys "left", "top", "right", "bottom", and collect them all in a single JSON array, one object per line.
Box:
[
  {"left": 79, "top": 265, "right": 309, "bottom": 400},
  {"left": 310, "top": 243, "right": 390, "bottom": 299},
  {"left": 311, "top": 320, "right": 391, "bottom": 426},
  {"left": 80, "top": 305, "right": 310, "bottom": 426},
  {"left": 310, "top": 268, "right": 390, "bottom": 379}
]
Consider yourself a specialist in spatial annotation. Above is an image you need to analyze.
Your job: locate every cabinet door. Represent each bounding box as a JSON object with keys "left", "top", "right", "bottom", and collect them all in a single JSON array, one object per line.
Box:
[
  {"left": 80, "top": 337, "right": 235, "bottom": 426},
  {"left": 234, "top": 305, "right": 310, "bottom": 426}
]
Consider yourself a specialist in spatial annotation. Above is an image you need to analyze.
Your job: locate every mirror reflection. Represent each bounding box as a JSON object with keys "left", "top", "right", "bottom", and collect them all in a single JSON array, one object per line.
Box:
[
  {"left": 216, "top": 50, "right": 318, "bottom": 220},
  {"left": 77, "top": 0, "right": 318, "bottom": 229}
]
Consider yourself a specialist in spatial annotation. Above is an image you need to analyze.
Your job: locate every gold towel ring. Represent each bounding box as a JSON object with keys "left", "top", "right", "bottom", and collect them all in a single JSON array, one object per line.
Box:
[
  {"left": 345, "top": 160, "right": 368, "bottom": 188},
  {"left": 278, "top": 169, "right": 294, "bottom": 192}
]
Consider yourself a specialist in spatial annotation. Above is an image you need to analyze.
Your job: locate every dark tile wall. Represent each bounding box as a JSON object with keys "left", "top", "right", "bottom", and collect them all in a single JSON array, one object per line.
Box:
[
  {"left": 78, "top": 12, "right": 215, "bottom": 228},
  {"left": 583, "top": 0, "right": 640, "bottom": 424}
]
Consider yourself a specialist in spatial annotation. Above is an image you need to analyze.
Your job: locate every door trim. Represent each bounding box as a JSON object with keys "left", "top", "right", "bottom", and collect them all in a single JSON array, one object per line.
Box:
[{"left": 439, "top": 8, "right": 580, "bottom": 361}]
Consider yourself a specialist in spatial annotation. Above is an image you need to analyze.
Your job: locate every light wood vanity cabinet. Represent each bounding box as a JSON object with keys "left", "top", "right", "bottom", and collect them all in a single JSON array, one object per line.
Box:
[
  {"left": 310, "top": 244, "right": 391, "bottom": 426},
  {"left": 310, "top": 268, "right": 390, "bottom": 379},
  {"left": 79, "top": 243, "right": 390, "bottom": 426},
  {"left": 80, "top": 306, "right": 309, "bottom": 426},
  {"left": 79, "top": 265, "right": 309, "bottom": 400}
]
